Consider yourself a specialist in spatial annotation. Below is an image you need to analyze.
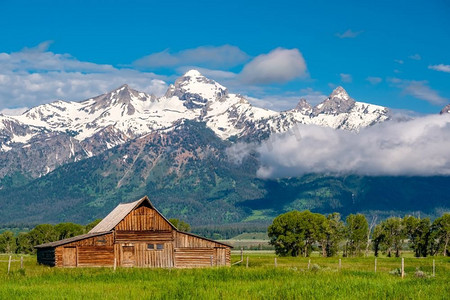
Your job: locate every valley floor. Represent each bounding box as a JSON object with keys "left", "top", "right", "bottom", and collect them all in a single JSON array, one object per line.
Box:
[{"left": 0, "top": 253, "right": 449, "bottom": 299}]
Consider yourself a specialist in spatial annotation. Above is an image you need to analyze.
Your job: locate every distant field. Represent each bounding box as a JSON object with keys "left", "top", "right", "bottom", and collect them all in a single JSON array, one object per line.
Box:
[
  {"left": 218, "top": 232, "right": 273, "bottom": 250},
  {"left": 0, "top": 253, "right": 449, "bottom": 299}
]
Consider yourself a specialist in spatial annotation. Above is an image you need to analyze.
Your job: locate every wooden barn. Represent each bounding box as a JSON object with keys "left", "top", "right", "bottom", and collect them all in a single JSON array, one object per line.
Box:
[{"left": 35, "top": 196, "right": 232, "bottom": 268}]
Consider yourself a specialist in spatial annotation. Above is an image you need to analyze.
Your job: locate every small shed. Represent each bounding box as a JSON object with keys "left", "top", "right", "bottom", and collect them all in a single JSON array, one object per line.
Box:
[{"left": 35, "top": 196, "right": 232, "bottom": 268}]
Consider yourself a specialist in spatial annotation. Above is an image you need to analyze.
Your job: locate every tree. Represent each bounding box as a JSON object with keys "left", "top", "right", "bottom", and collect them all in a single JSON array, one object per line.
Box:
[
  {"left": 365, "top": 215, "right": 377, "bottom": 257},
  {"left": 85, "top": 219, "right": 102, "bottom": 233},
  {"left": 0, "top": 231, "right": 17, "bottom": 253},
  {"left": 375, "top": 217, "right": 405, "bottom": 257},
  {"left": 16, "top": 232, "right": 33, "bottom": 254},
  {"left": 54, "top": 223, "right": 84, "bottom": 240},
  {"left": 345, "top": 214, "right": 368, "bottom": 256},
  {"left": 23, "top": 224, "right": 58, "bottom": 253},
  {"left": 268, "top": 210, "right": 327, "bottom": 257},
  {"left": 403, "top": 216, "right": 430, "bottom": 257},
  {"left": 324, "top": 213, "right": 345, "bottom": 257},
  {"left": 268, "top": 211, "right": 305, "bottom": 257},
  {"left": 430, "top": 213, "right": 450, "bottom": 256},
  {"left": 372, "top": 224, "right": 384, "bottom": 257},
  {"left": 169, "top": 218, "right": 191, "bottom": 232}
]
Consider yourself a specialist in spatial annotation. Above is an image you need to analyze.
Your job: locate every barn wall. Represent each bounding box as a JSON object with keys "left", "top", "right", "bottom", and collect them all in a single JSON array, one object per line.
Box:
[
  {"left": 37, "top": 248, "right": 55, "bottom": 266},
  {"left": 175, "top": 232, "right": 222, "bottom": 248},
  {"left": 174, "top": 248, "right": 214, "bottom": 268},
  {"left": 115, "top": 205, "right": 173, "bottom": 231},
  {"left": 115, "top": 242, "right": 174, "bottom": 268},
  {"left": 174, "top": 232, "right": 231, "bottom": 267},
  {"left": 54, "top": 233, "right": 114, "bottom": 267},
  {"left": 115, "top": 230, "right": 174, "bottom": 242}
]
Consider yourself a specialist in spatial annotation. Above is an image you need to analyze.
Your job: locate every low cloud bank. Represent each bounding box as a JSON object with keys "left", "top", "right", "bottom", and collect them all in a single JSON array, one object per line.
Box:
[{"left": 228, "top": 115, "right": 450, "bottom": 178}]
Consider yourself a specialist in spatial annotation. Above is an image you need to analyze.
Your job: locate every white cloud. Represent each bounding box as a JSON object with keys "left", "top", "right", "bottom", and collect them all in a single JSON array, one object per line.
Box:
[
  {"left": 0, "top": 42, "right": 168, "bottom": 110},
  {"left": 0, "top": 107, "right": 28, "bottom": 116},
  {"left": 394, "top": 59, "right": 404, "bottom": 64},
  {"left": 409, "top": 54, "right": 421, "bottom": 60},
  {"left": 228, "top": 115, "right": 450, "bottom": 178},
  {"left": 388, "top": 78, "right": 448, "bottom": 105},
  {"left": 239, "top": 48, "right": 308, "bottom": 84},
  {"left": 133, "top": 45, "right": 249, "bottom": 69},
  {"left": 366, "top": 77, "right": 382, "bottom": 85},
  {"left": 340, "top": 73, "right": 352, "bottom": 83},
  {"left": 335, "top": 29, "right": 363, "bottom": 39},
  {"left": 429, "top": 64, "right": 450, "bottom": 73}
]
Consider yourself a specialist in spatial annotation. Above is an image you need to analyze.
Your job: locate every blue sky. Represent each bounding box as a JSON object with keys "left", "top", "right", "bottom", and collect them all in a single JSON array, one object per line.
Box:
[{"left": 0, "top": 0, "right": 449, "bottom": 114}]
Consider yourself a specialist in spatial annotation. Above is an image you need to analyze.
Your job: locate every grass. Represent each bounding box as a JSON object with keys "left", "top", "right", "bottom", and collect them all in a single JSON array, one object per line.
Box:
[{"left": 0, "top": 253, "right": 449, "bottom": 299}]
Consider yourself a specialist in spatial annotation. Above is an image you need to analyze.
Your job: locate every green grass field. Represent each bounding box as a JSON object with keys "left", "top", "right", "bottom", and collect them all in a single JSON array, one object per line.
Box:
[{"left": 0, "top": 253, "right": 449, "bottom": 299}]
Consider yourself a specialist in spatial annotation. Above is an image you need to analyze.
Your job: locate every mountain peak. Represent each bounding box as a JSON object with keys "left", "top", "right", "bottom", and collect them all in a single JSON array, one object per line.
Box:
[
  {"left": 440, "top": 104, "right": 450, "bottom": 115},
  {"left": 294, "top": 98, "right": 312, "bottom": 114},
  {"left": 165, "top": 70, "right": 228, "bottom": 106},
  {"left": 313, "top": 86, "right": 355, "bottom": 115},
  {"left": 330, "top": 86, "right": 350, "bottom": 100},
  {"left": 183, "top": 69, "right": 203, "bottom": 77}
]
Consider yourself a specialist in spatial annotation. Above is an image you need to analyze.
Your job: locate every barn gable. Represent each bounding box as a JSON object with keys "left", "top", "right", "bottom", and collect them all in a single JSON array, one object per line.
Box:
[{"left": 89, "top": 196, "right": 175, "bottom": 233}]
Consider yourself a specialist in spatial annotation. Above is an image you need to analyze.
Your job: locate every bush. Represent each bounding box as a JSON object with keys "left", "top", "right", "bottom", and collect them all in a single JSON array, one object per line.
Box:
[
  {"left": 414, "top": 268, "right": 427, "bottom": 278},
  {"left": 389, "top": 268, "right": 403, "bottom": 276},
  {"left": 310, "top": 264, "right": 321, "bottom": 272}
]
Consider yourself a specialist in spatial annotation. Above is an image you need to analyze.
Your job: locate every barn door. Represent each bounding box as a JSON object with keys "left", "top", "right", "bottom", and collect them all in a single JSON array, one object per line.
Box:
[
  {"left": 122, "top": 245, "right": 135, "bottom": 267},
  {"left": 62, "top": 247, "right": 77, "bottom": 267}
]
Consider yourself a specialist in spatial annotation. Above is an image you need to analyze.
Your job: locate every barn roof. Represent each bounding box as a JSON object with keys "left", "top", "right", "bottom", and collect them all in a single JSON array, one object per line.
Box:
[
  {"left": 88, "top": 196, "right": 176, "bottom": 233},
  {"left": 34, "top": 231, "right": 112, "bottom": 249}
]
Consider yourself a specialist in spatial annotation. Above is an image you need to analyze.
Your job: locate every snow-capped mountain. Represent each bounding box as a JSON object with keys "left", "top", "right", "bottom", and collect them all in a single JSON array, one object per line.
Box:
[
  {"left": 0, "top": 70, "right": 390, "bottom": 177},
  {"left": 440, "top": 104, "right": 450, "bottom": 115}
]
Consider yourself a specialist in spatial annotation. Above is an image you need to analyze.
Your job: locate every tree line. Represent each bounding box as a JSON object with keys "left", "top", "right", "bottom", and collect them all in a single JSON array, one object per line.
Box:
[
  {"left": 268, "top": 211, "right": 450, "bottom": 257},
  {"left": 0, "top": 218, "right": 191, "bottom": 254},
  {"left": 0, "top": 220, "right": 101, "bottom": 254}
]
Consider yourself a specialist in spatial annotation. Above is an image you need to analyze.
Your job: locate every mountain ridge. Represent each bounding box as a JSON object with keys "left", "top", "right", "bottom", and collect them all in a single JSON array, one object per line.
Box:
[{"left": 0, "top": 70, "right": 390, "bottom": 178}]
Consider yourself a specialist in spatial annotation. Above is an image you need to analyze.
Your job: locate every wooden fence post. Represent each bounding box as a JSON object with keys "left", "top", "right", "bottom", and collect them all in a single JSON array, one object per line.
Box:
[
  {"left": 307, "top": 259, "right": 311, "bottom": 270},
  {"left": 210, "top": 255, "right": 213, "bottom": 267},
  {"left": 7, "top": 256, "right": 11, "bottom": 275},
  {"left": 374, "top": 258, "right": 377, "bottom": 273},
  {"left": 240, "top": 247, "right": 243, "bottom": 262},
  {"left": 113, "top": 258, "right": 117, "bottom": 271},
  {"left": 401, "top": 258, "right": 404, "bottom": 278},
  {"left": 246, "top": 256, "right": 249, "bottom": 268},
  {"left": 20, "top": 256, "right": 23, "bottom": 269},
  {"left": 339, "top": 258, "right": 341, "bottom": 271},
  {"left": 274, "top": 257, "right": 277, "bottom": 268},
  {"left": 432, "top": 259, "right": 435, "bottom": 277}
]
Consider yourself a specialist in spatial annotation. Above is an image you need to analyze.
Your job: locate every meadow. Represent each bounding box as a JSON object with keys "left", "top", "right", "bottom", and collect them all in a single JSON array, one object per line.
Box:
[{"left": 0, "top": 252, "right": 449, "bottom": 299}]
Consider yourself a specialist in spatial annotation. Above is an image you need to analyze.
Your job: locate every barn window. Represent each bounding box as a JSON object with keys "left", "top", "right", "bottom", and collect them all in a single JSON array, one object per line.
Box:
[
  {"left": 147, "top": 244, "right": 154, "bottom": 250},
  {"left": 156, "top": 244, "right": 164, "bottom": 250}
]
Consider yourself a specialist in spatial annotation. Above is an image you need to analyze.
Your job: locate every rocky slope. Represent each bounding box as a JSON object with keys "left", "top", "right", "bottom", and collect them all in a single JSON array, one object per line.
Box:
[{"left": 0, "top": 121, "right": 448, "bottom": 226}]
